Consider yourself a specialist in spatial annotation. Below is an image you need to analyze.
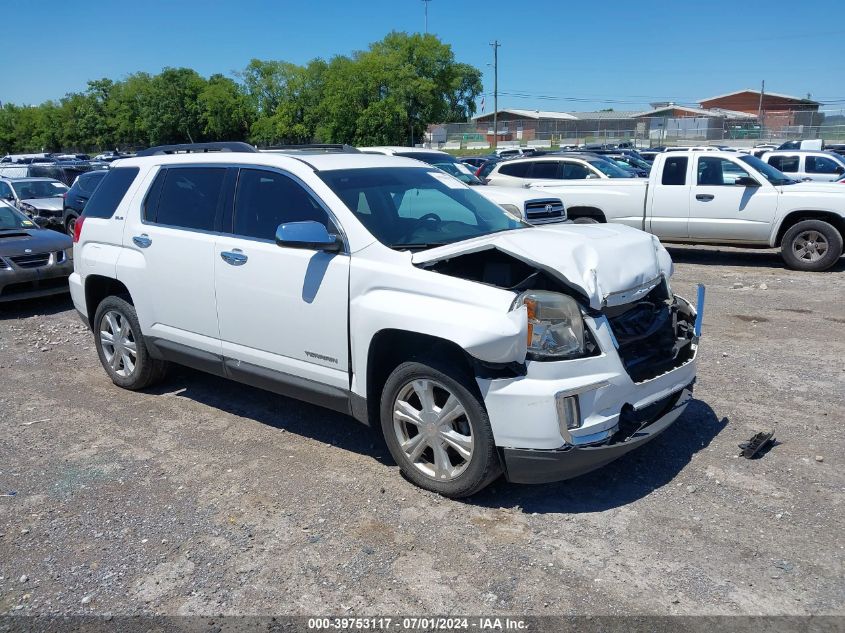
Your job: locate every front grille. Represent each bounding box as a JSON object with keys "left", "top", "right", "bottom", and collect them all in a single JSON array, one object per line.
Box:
[
  {"left": 10, "top": 252, "right": 50, "bottom": 268},
  {"left": 606, "top": 291, "right": 695, "bottom": 383},
  {"left": 525, "top": 199, "right": 565, "bottom": 222}
]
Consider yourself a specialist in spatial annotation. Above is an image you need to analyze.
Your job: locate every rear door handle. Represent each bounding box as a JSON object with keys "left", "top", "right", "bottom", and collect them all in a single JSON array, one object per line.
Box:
[
  {"left": 132, "top": 234, "right": 152, "bottom": 248},
  {"left": 220, "top": 249, "right": 248, "bottom": 266},
  {"left": 696, "top": 194, "right": 715, "bottom": 202}
]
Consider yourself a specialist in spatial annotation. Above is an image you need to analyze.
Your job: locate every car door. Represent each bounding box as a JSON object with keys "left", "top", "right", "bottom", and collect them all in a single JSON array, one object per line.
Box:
[
  {"left": 687, "top": 155, "right": 778, "bottom": 243},
  {"left": 647, "top": 155, "right": 690, "bottom": 239},
  {"left": 214, "top": 167, "right": 350, "bottom": 396},
  {"left": 124, "top": 165, "right": 228, "bottom": 359}
]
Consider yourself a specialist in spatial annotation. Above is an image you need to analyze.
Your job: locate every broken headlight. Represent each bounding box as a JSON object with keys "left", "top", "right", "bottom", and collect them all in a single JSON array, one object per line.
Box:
[{"left": 514, "top": 290, "right": 585, "bottom": 360}]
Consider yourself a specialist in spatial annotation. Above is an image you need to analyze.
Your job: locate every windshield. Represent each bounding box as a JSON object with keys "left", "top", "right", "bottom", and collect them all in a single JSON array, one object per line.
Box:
[
  {"left": 588, "top": 159, "right": 634, "bottom": 178},
  {"left": 11, "top": 180, "right": 68, "bottom": 199},
  {"left": 738, "top": 155, "right": 796, "bottom": 185},
  {"left": 394, "top": 152, "right": 484, "bottom": 185},
  {"left": 319, "top": 167, "right": 528, "bottom": 250},
  {"left": 0, "top": 202, "right": 36, "bottom": 229}
]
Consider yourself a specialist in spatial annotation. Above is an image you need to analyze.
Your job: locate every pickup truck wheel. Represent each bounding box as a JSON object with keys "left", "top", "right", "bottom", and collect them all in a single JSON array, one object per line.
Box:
[
  {"left": 380, "top": 361, "right": 501, "bottom": 498},
  {"left": 781, "top": 220, "right": 843, "bottom": 272},
  {"left": 93, "top": 296, "right": 169, "bottom": 390},
  {"left": 572, "top": 216, "right": 600, "bottom": 224}
]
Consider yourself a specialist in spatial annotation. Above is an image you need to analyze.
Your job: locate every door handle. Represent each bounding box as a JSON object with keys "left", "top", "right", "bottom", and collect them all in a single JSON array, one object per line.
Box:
[
  {"left": 220, "top": 249, "right": 248, "bottom": 266},
  {"left": 696, "top": 194, "right": 715, "bottom": 202},
  {"left": 132, "top": 234, "right": 152, "bottom": 248}
]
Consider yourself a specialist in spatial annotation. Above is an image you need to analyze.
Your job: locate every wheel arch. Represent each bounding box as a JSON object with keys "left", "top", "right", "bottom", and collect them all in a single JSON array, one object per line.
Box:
[
  {"left": 566, "top": 206, "right": 607, "bottom": 222},
  {"left": 363, "top": 329, "right": 477, "bottom": 428},
  {"left": 84, "top": 275, "right": 133, "bottom": 329},
  {"left": 774, "top": 210, "right": 845, "bottom": 246}
]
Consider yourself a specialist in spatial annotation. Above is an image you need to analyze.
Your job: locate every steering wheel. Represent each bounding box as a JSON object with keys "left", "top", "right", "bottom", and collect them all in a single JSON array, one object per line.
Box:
[{"left": 417, "top": 213, "right": 442, "bottom": 226}]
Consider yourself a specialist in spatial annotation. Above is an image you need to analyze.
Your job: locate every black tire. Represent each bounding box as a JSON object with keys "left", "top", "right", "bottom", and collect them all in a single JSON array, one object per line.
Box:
[
  {"left": 572, "top": 216, "right": 600, "bottom": 224},
  {"left": 65, "top": 215, "right": 78, "bottom": 237},
  {"left": 780, "top": 219, "right": 843, "bottom": 272},
  {"left": 380, "top": 360, "right": 501, "bottom": 498},
  {"left": 93, "top": 296, "right": 168, "bottom": 390}
]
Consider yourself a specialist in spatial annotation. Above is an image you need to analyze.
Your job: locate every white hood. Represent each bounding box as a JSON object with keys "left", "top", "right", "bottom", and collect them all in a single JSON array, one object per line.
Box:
[
  {"left": 780, "top": 181, "right": 845, "bottom": 195},
  {"left": 413, "top": 223, "right": 673, "bottom": 310}
]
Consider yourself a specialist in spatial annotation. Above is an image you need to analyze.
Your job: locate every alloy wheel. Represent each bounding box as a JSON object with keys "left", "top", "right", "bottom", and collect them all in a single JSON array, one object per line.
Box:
[
  {"left": 392, "top": 378, "right": 474, "bottom": 481},
  {"left": 793, "top": 230, "right": 829, "bottom": 262},
  {"left": 99, "top": 310, "right": 137, "bottom": 377}
]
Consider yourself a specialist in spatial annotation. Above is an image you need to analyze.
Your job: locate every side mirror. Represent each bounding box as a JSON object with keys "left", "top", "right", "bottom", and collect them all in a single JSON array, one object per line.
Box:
[
  {"left": 735, "top": 176, "right": 760, "bottom": 187},
  {"left": 275, "top": 221, "right": 342, "bottom": 252},
  {"left": 585, "top": 173, "right": 599, "bottom": 179}
]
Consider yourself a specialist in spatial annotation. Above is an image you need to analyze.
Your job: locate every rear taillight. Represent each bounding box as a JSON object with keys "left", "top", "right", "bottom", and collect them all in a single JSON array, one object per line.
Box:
[
  {"left": 73, "top": 215, "right": 85, "bottom": 243},
  {"left": 475, "top": 166, "right": 483, "bottom": 177}
]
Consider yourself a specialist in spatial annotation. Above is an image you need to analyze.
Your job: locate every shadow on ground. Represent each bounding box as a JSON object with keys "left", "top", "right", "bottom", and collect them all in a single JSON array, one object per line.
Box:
[
  {"left": 149, "top": 366, "right": 726, "bottom": 513},
  {"left": 468, "top": 398, "right": 727, "bottom": 514},
  {"left": 0, "top": 294, "right": 74, "bottom": 320},
  {"left": 148, "top": 365, "right": 390, "bottom": 463},
  {"left": 665, "top": 245, "right": 845, "bottom": 272}
]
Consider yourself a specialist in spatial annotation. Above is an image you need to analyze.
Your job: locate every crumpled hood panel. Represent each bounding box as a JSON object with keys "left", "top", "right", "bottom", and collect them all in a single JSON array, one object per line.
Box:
[
  {"left": 413, "top": 224, "right": 673, "bottom": 310},
  {"left": 22, "top": 197, "right": 63, "bottom": 212}
]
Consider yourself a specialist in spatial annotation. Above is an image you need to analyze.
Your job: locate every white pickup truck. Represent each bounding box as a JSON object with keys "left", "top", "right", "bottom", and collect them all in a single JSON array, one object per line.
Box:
[{"left": 518, "top": 151, "right": 845, "bottom": 271}]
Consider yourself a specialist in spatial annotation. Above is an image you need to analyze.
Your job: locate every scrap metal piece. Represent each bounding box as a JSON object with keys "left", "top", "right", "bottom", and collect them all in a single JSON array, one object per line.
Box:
[{"left": 738, "top": 430, "right": 775, "bottom": 459}]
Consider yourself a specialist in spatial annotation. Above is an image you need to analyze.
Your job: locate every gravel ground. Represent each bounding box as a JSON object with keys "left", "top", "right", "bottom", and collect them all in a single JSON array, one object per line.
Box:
[{"left": 0, "top": 245, "right": 843, "bottom": 618}]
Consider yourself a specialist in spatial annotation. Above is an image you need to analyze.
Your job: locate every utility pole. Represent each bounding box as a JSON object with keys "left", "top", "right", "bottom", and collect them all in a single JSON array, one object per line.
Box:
[
  {"left": 490, "top": 40, "right": 500, "bottom": 150},
  {"left": 758, "top": 79, "right": 765, "bottom": 138},
  {"left": 422, "top": 0, "right": 431, "bottom": 34}
]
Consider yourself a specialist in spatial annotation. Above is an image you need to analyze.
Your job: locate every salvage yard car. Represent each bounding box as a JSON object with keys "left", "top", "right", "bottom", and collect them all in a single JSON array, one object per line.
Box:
[
  {"left": 0, "top": 176, "right": 69, "bottom": 228},
  {"left": 70, "top": 142, "right": 701, "bottom": 498},
  {"left": 0, "top": 200, "right": 73, "bottom": 302},
  {"left": 524, "top": 150, "right": 845, "bottom": 271}
]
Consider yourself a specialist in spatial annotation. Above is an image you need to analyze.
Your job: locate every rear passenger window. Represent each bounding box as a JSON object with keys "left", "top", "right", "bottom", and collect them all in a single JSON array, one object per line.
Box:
[
  {"left": 83, "top": 167, "right": 140, "bottom": 219},
  {"left": 768, "top": 155, "right": 799, "bottom": 173},
  {"left": 529, "top": 162, "right": 559, "bottom": 179},
  {"left": 498, "top": 162, "right": 530, "bottom": 178},
  {"left": 151, "top": 168, "right": 226, "bottom": 231},
  {"left": 661, "top": 157, "right": 688, "bottom": 185},
  {"left": 233, "top": 169, "right": 329, "bottom": 240}
]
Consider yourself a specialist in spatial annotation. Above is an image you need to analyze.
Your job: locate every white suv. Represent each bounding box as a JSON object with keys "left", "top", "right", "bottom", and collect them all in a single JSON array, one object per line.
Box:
[
  {"left": 70, "top": 142, "right": 702, "bottom": 498},
  {"left": 761, "top": 150, "right": 845, "bottom": 182}
]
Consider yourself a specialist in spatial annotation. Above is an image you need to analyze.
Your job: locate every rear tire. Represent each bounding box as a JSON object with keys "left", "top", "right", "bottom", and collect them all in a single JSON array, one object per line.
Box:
[
  {"left": 93, "top": 296, "right": 168, "bottom": 390},
  {"left": 572, "top": 216, "right": 600, "bottom": 224},
  {"left": 781, "top": 220, "right": 843, "bottom": 272},
  {"left": 380, "top": 361, "right": 501, "bottom": 498}
]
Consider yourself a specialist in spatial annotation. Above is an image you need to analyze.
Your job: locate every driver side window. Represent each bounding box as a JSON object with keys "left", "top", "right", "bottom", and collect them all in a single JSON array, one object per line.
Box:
[
  {"left": 697, "top": 157, "right": 750, "bottom": 186},
  {"left": 233, "top": 169, "right": 331, "bottom": 240}
]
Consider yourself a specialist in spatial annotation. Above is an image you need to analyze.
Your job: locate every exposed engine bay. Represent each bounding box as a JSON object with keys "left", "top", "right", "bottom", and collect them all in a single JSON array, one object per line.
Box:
[
  {"left": 419, "top": 247, "right": 696, "bottom": 381},
  {"left": 604, "top": 284, "right": 696, "bottom": 383}
]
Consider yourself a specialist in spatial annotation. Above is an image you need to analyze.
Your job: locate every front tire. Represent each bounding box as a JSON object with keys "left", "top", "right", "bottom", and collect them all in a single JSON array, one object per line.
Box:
[
  {"left": 65, "top": 215, "right": 78, "bottom": 237},
  {"left": 93, "top": 296, "right": 168, "bottom": 390},
  {"left": 572, "top": 216, "right": 600, "bottom": 224},
  {"left": 781, "top": 220, "right": 843, "bottom": 272},
  {"left": 380, "top": 361, "right": 501, "bottom": 498}
]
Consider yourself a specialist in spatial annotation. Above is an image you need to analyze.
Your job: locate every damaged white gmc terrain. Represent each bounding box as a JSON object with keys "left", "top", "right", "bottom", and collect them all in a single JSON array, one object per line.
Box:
[{"left": 70, "top": 143, "right": 703, "bottom": 498}]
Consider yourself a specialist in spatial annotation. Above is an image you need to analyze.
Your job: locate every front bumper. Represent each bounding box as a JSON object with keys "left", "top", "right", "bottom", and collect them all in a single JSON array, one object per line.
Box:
[
  {"left": 0, "top": 258, "right": 73, "bottom": 302},
  {"left": 502, "top": 385, "right": 692, "bottom": 483},
  {"left": 477, "top": 293, "right": 701, "bottom": 483}
]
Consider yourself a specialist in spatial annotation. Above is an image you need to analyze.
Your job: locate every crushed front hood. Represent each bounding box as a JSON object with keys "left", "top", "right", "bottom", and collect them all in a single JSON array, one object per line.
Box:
[
  {"left": 412, "top": 224, "right": 673, "bottom": 310},
  {"left": 23, "top": 197, "right": 63, "bottom": 212}
]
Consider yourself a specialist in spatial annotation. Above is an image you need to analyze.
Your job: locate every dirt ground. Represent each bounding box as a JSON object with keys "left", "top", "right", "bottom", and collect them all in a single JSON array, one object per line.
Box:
[{"left": 0, "top": 245, "right": 843, "bottom": 618}]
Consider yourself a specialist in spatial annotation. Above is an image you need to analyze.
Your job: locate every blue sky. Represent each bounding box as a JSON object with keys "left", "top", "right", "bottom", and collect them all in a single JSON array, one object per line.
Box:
[{"left": 5, "top": 0, "right": 844, "bottom": 114}]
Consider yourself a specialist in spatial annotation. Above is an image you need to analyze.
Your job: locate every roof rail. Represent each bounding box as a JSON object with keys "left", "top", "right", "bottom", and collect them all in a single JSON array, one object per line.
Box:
[
  {"left": 262, "top": 144, "right": 361, "bottom": 154},
  {"left": 136, "top": 142, "right": 258, "bottom": 157}
]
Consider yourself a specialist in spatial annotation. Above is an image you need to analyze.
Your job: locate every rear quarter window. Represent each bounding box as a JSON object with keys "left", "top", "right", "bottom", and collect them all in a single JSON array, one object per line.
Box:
[
  {"left": 82, "top": 167, "right": 140, "bottom": 219},
  {"left": 498, "top": 162, "right": 531, "bottom": 177}
]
